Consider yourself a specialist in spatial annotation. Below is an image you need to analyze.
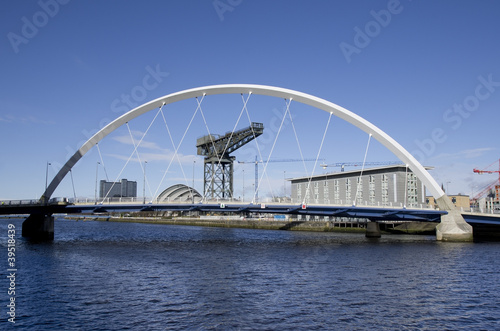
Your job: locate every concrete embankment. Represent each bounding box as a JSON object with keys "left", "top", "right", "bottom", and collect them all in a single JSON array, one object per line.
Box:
[{"left": 65, "top": 216, "right": 368, "bottom": 233}]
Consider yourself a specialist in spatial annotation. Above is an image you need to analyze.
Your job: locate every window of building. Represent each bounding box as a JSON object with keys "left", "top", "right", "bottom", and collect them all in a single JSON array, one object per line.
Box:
[
  {"left": 346, "top": 178, "right": 351, "bottom": 202},
  {"left": 323, "top": 181, "right": 330, "bottom": 204},
  {"left": 356, "top": 177, "right": 363, "bottom": 205},
  {"left": 381, "top": 174, "right": 389, "bottom": 206},
  {"left": 407, "top": 173, "right": 418, "bottom": 206},
  {"left": 334, "top": 180, "right": 340, "bottom": 204},
  {"left": 369, "top": 175, "right": 376, "bottom": 205}
]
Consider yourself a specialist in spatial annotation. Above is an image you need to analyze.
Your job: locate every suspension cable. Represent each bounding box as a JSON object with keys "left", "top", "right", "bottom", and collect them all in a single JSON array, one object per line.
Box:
[
  {"left": 69, "top": 169, "right": 77, "bottom": 201},
  {"left": 302, "top": 112, "right": 333, "bottom": 206},
  {"left": 153, "top": 97, "right": 203, "bottom": 201},
  {"left": 218, "top": 93, "right": 251, "bottom": 159},
  {"left": 204, "top": 93, "right": 252, "bottom": 202},
  {"left": 256, "top": 98, "right": 290, "bottom": 203},
  {"left": 95, "top": 143, "right": 109, "bottom": 181},
  {"left": 286, "top": 99, "right": 309, "bottom": 176},
  {"left": 101, "top": 107, "right": 162, "bottom": 203},
  {"left": 242, "top": 95, "right": 268, "bottom": 203},
  {"left": 354, "top": 133, "right": 372, "bottom": 206},
  {"left": 195, "top": 95, "right": 224, "bottom": 202}
]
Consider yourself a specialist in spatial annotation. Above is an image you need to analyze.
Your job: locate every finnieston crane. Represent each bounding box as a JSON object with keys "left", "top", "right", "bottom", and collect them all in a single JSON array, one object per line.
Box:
[
  {"left": 238, "top": 157, "right": 319, "bottom": 202},
  {"left": 196, "top": 122, "right": 264, "bottom": 200},
  {"left": 319, "top": 161, "right": 403, "bottom": 172},
  {"left": 472, "top": 159, "right": 500, "bottom": 203}
]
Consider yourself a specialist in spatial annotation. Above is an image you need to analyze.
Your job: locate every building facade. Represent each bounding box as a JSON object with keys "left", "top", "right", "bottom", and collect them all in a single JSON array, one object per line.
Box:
[
  {"left": 290, "top": 165, "right": 428, "bottom": 208},
  {"left": 99, "top": 179, "right": 137, "bottom": 198},
  {"left": 427, "top": 194, "right": 471, "bottom": 212}
]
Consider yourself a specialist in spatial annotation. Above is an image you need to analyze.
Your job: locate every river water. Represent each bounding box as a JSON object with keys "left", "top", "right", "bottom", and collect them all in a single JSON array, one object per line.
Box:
[{"left": 1, "top": 218, "right": 500, "bottom": 330}]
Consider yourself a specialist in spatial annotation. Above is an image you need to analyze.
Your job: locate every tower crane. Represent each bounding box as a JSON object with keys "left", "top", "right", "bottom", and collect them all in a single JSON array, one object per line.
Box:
[
  {"left": 319, "top": 161, "right": 403, "bottom": 172},
  {"left": 196, "top": 122, "right": 264, "bottom": 200},
  {"left": 238, "top": 157, "right": 319, "bottom": 202},
  {"left": 472, "top": 159, "right": 500, "bottom": 203}
]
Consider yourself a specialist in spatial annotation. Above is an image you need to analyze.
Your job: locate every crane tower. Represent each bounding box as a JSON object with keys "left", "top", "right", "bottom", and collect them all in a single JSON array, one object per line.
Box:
[
  {"left": 472, "top": 158, "right": 500, "bottom": 203},
  {"left": 196, "top": 122, "right": 264, "bottom": 200}
]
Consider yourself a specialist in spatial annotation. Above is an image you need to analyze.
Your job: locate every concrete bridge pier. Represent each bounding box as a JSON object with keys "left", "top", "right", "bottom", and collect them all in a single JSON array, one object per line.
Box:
[
  {"left": 435, "top": 196, "right": 473, "bottom": 242},
  {"left": 22, "top": 213, "right": 54, "bottom": 240},
  {"left": 365, "top": 221, "right": 381, "bottom": 238}
]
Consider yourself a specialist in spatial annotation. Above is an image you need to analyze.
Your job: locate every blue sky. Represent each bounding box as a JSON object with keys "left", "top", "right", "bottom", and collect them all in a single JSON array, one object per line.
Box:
[{"left": 1, "top": 0, "right": 499, "bottom": 201}]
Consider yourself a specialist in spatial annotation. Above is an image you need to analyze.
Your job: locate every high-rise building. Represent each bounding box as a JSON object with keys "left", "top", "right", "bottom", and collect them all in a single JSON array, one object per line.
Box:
[{"left": 99, "top": 179, "right": 137, "bottom": 198}]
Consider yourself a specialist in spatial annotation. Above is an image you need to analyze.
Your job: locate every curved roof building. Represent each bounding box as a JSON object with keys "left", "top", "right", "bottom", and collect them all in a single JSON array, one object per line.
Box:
[{"left": 156, "top": 184, "right": 202, "bottom": 203}]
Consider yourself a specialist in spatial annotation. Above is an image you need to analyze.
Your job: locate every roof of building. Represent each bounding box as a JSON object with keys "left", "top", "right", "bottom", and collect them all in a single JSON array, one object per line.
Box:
[
  {"left": 156, "top": 184, "right": 202, "bottom": 202},
  {"left": 288, "top": 164, "right": 434, "bottom": 182}
]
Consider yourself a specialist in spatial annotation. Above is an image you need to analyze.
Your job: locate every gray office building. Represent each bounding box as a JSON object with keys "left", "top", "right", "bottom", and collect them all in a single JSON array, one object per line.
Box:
[
  {"left": 290, "top": 165, "right": 429, "bottom": 208},
  {"left": 99, "top": 179, "right": 137, "bottom": 198}
]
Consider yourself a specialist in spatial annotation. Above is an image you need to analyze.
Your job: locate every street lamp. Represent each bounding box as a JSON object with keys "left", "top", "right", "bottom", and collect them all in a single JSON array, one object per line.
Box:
[
  {"left": 44, "top": 162, "right": 51, "bottom": 204},
  {"left": 143, "top": 161, "right": 148, "bottom": 204},
  {"left": 192, "top": 160, "right": 196, "bottom": 203},
  {"left": 283, "top": 170, "right": 286, "bottom": 198},
  {"left": 94, "top": 161, "right": 100, "bottom": 204},
  {"left": 45, "top": 162, "right": 51, "bottom": 191}
]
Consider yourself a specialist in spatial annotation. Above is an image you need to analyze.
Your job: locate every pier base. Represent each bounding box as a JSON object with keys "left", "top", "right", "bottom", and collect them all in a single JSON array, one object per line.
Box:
[
  {"left": 22, "top": 213, "right": 54, "bottom": 240},
  {"left": 365, "top": 221, "right": 381, "bottom": 238},
  {"left": 435, "top": 196, "right": 473, "bottom": 242}
]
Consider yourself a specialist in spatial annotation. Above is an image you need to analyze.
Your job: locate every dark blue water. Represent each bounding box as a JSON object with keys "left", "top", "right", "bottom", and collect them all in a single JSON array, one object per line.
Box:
[{"left": 1, "top": 218, "right": 499, "bottom": 330}]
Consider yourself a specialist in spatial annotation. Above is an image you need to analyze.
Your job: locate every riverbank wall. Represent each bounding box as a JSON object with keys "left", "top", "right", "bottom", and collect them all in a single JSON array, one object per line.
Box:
[{"left": 65, "top": 215, "right": 369, "bottom": 233}]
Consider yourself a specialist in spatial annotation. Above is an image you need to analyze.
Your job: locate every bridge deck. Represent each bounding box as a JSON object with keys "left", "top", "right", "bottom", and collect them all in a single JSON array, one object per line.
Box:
[{"left": 0, "top": 202, "right": 446, "bottom": 222}]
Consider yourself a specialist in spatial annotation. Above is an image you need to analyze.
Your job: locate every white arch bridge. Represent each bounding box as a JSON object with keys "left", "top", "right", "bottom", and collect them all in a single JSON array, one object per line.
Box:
[{"left": 19, "top": 84, "right": 473, "bottom": 241}]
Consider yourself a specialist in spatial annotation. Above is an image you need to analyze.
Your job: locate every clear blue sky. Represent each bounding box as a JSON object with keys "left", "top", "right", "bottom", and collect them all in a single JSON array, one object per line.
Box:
[{"left": 1, "top": 0, "right": 499, "bottom": 200}]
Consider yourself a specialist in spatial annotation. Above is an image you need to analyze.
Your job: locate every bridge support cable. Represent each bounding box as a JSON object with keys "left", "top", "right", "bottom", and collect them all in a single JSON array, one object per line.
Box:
[
  {"left": 95, "top": 143, "right": 110, "bottom": 181},
  {"left": 205, "top": 93, "right": 252, "bottom": 201},
  {"left": 286, "top": 98, "right": 311, "bottom": 178},
  {"left": 125, "top": 122, "right": 154, "bottom": 201},
  {"left": 195, "top": 95, "right": 221, "bottom": 202},
  {"left": 210, "top": 93, "right": 253, "bottom": 201},
  {"left": 241, "top": 94, "right": 267, "bottom": 203},
  {"left": 302, "top": 112, "right": 333, "bottom": 206},
  {"left": 69, "top": 169, "right": 77, "bottom": 201},
  {"left": 240, "top": 93, "right": 262, "bottom": 203},
  {"left": 354, "top": 133, "right": 372, "bottom": 206},
  {"left": 195, "top": 95, "right": 229, "bottom": 202},
  {"left": 153, "top": 99, "right": 201, "bottom": 201},
  {"left": 155, "top": 104, "right": 195, "bottom": 202},
  {"left": 220, "top": 93, "right": 252, "bottom": 158},
  {"left": 255, "top": 98, "right": 291, "bottom": 203},
  {"left": 101, "top": 107, "right": 162, "bottom": 203},
  {"left": 198, "top": 93, "right": 265, "bottom": 201}
]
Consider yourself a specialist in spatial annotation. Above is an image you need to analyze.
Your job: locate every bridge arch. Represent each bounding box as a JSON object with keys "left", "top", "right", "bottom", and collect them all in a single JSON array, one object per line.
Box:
[{"left": 44, "top": 84, "right": 446, "bottom": 202}]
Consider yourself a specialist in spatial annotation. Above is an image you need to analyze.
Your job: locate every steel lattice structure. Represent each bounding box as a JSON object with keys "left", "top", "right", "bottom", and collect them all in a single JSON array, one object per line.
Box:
[{"left": 196, "top": 122, "right": 264, "bottom": 200}]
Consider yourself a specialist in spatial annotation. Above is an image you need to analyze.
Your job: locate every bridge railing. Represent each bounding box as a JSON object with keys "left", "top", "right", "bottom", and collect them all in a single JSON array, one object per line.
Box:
[
  {"left": 1, "top": 195, "right": 435, "bottom": 210},
  {"left": 69, "top": 197, "right": 435, "bottom": 210},
  {"left": 0, "top": 199, "right": 42, "bottom": 206}
]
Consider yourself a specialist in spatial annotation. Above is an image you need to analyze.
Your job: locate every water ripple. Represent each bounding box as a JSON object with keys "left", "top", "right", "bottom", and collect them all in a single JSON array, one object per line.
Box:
[{"left": 1, "top": 218, "right": 499, "bottom": 329}]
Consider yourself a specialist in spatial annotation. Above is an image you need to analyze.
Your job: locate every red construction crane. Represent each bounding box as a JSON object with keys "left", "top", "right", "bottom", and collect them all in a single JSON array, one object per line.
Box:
[{"left": 472, "top": 159, "right": 500, "bottom": 202}]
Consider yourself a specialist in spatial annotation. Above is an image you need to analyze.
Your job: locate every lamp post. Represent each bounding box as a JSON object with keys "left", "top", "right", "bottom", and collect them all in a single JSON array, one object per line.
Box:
[
  {"left": 94, "top": 161, "right": 100, "bottom": 205},
  {"left": 192, "top": 160, "right": 196, "bottom": 203},
  {"left": 143, "top": 161, "right": 148, "bottom": 204},
  {"left": 44, "top": 162, "right": 51, "bottom": 204},
  {"left": 283, "top": 170, "right": 286, "bottom": 198}
]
